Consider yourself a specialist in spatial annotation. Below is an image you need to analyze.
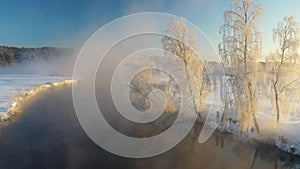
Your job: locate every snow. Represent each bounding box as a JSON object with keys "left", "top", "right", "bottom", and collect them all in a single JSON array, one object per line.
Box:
[
  {"left": 256, "top": 97, "right": 300, "bottom": 155},
  {"left": 202, "top": 76, "right": 300, "bottom": 156},
  {"left": 0, "top": 74, "right": 73, "bottom": 121}
]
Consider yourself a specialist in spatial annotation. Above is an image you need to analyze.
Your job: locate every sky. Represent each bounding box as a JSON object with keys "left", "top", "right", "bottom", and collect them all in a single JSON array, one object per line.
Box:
[{"left": 0, "top": 0, "right": 299, "bottom": 55}]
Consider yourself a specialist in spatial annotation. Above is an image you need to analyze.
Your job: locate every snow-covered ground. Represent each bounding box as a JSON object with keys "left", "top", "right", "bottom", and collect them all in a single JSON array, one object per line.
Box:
[
  {"left": 0, "top": 74, "right": 73, "bottom": 121},
  {"left": 203, "top": 77, "right": 300, "bottom": 156},
  {"left": 256, "top": 98, "right": 300, "bottom": 155}
]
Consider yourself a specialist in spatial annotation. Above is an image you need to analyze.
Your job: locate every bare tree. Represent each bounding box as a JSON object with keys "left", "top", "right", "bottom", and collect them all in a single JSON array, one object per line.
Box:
[
  {"left": 162, "top": 18, "right": 210, "bottom": 119},
  {"left": 270, "top": 16, "right": 300, "bottom": 125},
  {"left": 218, "top": 0, "right": 264, "bottom": 133}
]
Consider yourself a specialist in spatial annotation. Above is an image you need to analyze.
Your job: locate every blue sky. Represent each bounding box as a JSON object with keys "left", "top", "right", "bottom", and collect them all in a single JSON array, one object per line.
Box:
[{"left": 0, "top": 0, "right": 299, "bottom": 54}]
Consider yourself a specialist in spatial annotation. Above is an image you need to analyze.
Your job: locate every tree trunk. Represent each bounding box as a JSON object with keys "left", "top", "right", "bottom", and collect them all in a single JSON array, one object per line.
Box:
[
  {"left": 184, "top": 61, "right": 199, "bottom": 118},
  {"left": 248, "top": 83, "right": 260, "bottom": 133},
  {"left": 273, "top": 84, "right": 280, "bottom": 125},
  {"left": 183, "top": 61, "right": 201, "bottom": 141}
]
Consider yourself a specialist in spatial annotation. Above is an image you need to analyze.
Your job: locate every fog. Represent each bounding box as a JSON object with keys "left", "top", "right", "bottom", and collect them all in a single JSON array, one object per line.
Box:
[{"left": 0, "top": 50, "right": 78, "bottom": 76}]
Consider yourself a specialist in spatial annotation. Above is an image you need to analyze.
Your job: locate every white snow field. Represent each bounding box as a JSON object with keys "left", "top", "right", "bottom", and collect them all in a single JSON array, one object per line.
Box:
[{"left": 0, "top": 74, "right": 73, "bottom": 121}]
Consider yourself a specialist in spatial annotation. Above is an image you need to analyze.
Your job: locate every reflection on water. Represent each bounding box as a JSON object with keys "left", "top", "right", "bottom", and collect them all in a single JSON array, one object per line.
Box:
[{"left": 0, "top": 87, "right": 299, "bottom": 169}]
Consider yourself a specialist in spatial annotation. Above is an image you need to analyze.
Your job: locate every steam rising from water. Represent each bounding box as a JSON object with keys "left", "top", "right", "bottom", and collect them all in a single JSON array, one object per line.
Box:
[
  {"left": 0, "top": 47, "right": 77, "bottom": 121},
  {"left": 0, "top": 50, "right": 77, "bottom": 76}
]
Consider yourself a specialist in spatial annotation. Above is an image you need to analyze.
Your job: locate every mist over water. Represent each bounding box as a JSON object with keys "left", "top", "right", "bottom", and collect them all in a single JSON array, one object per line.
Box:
[
  {"left": 0, "top": 50, "right": 77, "bottom": 76},
  {"left": 0, "top": 86, "right": 299, "bottom": 169},
  {"left": 0, "top": 49, "right": 77, "bottom": 118}
]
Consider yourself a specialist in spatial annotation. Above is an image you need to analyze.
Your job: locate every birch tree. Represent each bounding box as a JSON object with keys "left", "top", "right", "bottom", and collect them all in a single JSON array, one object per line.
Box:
[
  {"left": 270, "top": 16, "right": 300, "bottom": 125},
  {"left": 218, "top": 0, "right": 264, "bottom": 133},
  {"left": 162, "top": 18, "right": 210, "bottom": 119}
]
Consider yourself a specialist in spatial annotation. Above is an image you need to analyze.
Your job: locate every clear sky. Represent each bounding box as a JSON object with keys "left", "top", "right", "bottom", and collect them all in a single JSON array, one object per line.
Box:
[{"left": 0, "top": 0, "right": 299, "bottom": 54}]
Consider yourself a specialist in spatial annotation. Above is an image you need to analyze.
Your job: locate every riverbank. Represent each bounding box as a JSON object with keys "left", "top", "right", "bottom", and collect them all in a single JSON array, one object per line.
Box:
[{"left": 0, "top": 79, "right": 75, "bottom": 121}]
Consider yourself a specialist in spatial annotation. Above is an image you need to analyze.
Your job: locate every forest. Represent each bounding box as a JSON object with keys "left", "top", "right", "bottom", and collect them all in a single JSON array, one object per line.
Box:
[{"left": 0, "top": 46, "right": 70, "bottom": 66}]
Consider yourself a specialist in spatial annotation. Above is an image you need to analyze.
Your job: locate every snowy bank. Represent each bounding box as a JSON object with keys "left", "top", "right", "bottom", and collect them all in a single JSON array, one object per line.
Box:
[
  {"left": 0, "top": 74, "right": 75, "bottom": 121},
  {"left": 202, "top": 81, "right": 300, "bottom": 156}
]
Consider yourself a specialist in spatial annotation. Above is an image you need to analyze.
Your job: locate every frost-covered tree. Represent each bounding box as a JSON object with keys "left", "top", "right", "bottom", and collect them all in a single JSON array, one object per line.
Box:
[
  {"left": 162, "top": 18, "right": 210, "bottom": 118},
  {"left": 218, "top": 0, "right": 264, "bottom": 133},
  {"left": 270, "top": 16, "right": 300, "bottom": 125},
  {"left": 127, "top": 56, "right": 177, "bottom": 113},
  {"left": 128, "top": 56, "right": 155, "bottom": 110}
]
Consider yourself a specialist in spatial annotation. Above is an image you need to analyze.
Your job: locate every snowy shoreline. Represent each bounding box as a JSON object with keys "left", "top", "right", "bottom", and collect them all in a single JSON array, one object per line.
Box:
[
  {"left": 0, "top": 76, "right": 75, "bottom": 121},
  {"left": 200, "top": 79, "right": 300, "bottom": 156},
  {"left": 210, "top": 118, "right": 300, "bottom": 156}
]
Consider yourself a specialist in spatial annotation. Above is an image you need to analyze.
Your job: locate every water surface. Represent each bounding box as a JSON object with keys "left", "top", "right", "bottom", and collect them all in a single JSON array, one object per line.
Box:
[{"left": 0, "top": 87, "right": 299, "bottom": 169}]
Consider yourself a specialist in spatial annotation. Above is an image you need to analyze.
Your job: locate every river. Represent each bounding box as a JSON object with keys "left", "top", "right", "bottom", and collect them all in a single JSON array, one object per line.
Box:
[{"left": 0, "top": 87, "right": 299, "bottom": 169}]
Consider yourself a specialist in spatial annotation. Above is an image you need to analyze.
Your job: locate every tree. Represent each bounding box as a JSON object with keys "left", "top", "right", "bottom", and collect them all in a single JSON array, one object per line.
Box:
[
  {"left": 127, "top": 55, "right": 177, "bottom": 113},
  {"left": 0, "top": 46, "right": 71, "bottom": 66},
  {"left": 128, "top": 56, "right": 156, "bottom": 110},
  {"left": 162, "top": 18, "right": 210, "bottom": 120},
  {"left": 270, "top": 16, "right": 300, "bottom": 125},
  {"left": 218, "top": 0, "right": 264, "bottom": 133}
]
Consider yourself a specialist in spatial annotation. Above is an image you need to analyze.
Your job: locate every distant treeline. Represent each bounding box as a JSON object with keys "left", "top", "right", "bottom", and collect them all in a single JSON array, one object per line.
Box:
[{"left": 0, "top": 46, "right": 71, "bottom": 66}]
